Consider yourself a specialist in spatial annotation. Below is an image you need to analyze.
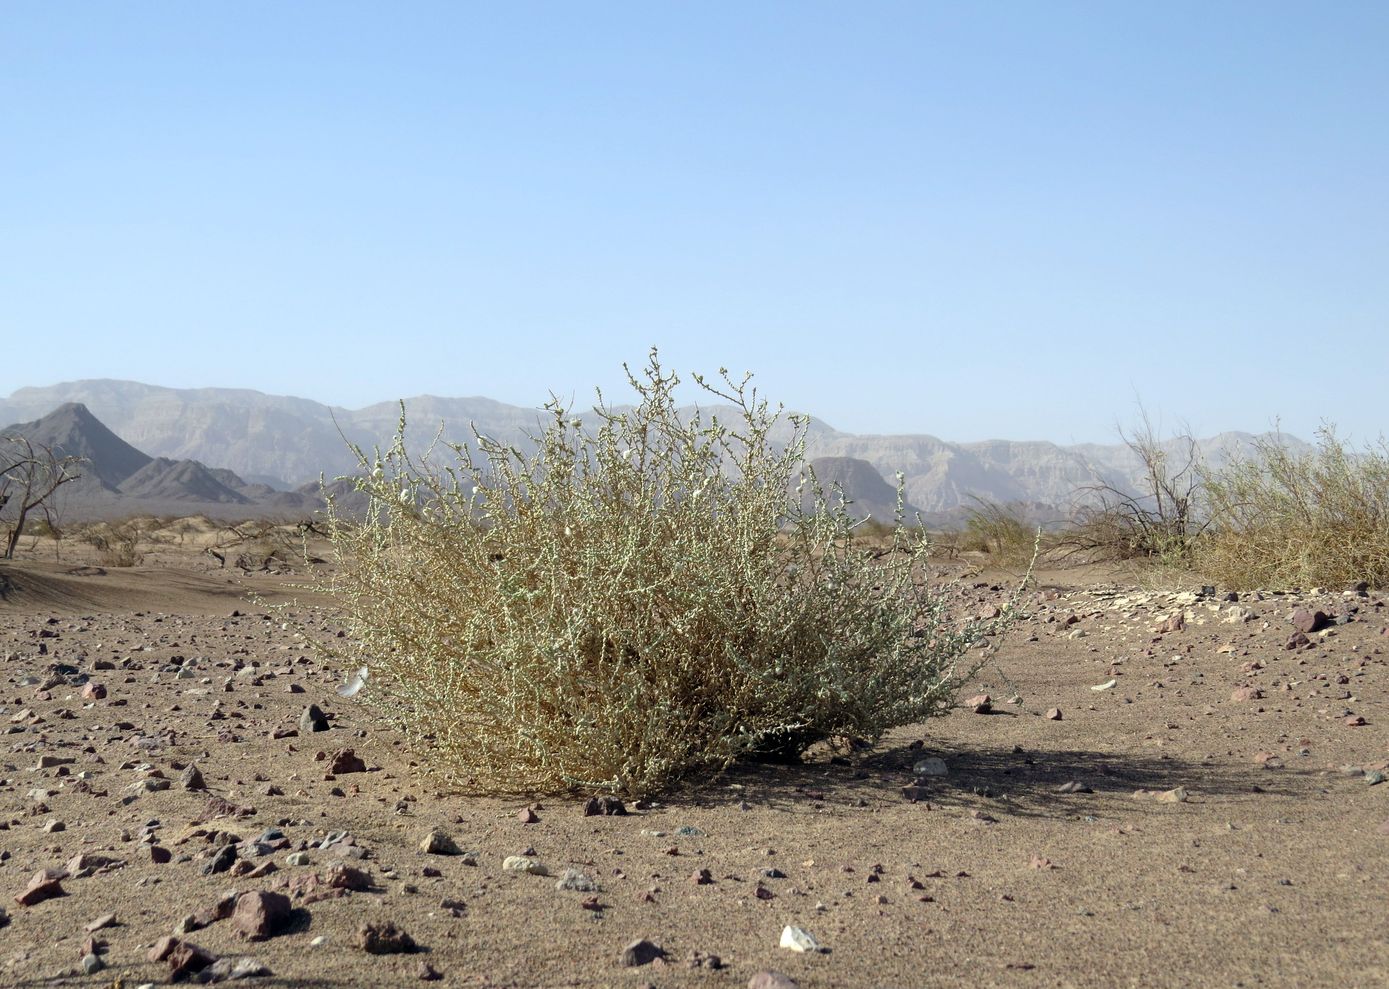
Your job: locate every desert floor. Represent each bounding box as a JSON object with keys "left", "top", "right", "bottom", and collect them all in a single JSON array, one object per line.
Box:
[{"left": 0, "top": 529, "right": 1385, "bottom": 989}]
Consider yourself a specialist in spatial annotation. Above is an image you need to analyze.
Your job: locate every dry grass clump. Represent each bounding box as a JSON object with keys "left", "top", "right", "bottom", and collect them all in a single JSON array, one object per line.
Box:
[
  {"left": 1198, "top": 426, "right": 1389, "bottom": 589},
  {"left": 323, "top": 353, "right": 1017, "bottom": 796}
]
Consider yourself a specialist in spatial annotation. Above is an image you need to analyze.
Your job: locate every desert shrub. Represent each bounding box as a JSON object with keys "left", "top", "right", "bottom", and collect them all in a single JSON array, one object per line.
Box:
[
  {"left": 1198, "top": 426, "right": 1389, "bottom": 589},
  {"left": 322, "top": 353, "right": 1020, "bottom": 796},
  {"left": 80, "top": 520, "right": 144, "bottom": 567},
  {"left": 960, "top": 498, "right": 1035, "bottom": 564}
]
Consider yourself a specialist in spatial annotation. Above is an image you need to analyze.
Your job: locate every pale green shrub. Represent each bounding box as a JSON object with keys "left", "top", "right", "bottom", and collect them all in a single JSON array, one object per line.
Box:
[
  {"left": 322, "top": 353, "right": 1018, "bottom": 795},
  {"left": 1198, "top": 426, "right": 1389, "bottom": 589}
]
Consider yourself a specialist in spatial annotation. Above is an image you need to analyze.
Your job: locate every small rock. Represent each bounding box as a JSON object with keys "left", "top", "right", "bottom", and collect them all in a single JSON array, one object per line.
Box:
[
  {"left": 912, "top": 757, "right": 948, "bottom": 777},
  {"left": 502, "top": 855, "right": 548, "bottom": 876},
  {"left": 167, "top": 940, "right": 217, "bottom": 980},
  {"left": 202, "top": 956, "right": 273, "bottom": 981},
  {"left": 203, "top": 844, "right": 238, "bottom": 875},
  {"left": 779, "top": 925, "right": 824, "bottom": 953},
  {"left": 286, "top": 852, "right": 311, "bottom": 867},
  {"left": 517, "top": 807, "right": 540, "bottom": 824},
  {"left": 81, "top": 682, "right": 107, "bottom": 701},
  {"left": 1231, "top": 686, "right": 1265, "bottom": 703},
  {"left": 1044, "top": 708, "right": 1063, "bottom": 721},
  {"left": 328, "top": 749, "right": 366, "bottom": 774},
  {"left": 1157, "top": 787, "right": 1189, "bottom": 803},
  {"left": 85, "top": 913, "right": 117, "bottom": 933},
  {"left": 357, "top": 920, "right": 416, "bottom": 954},
  {"left": 325, "top": 862, "right": 373, "bottom": 891},
  {"left": 231, "top": 890, "right": 291, "bottom": 940},
  {"left": 582, "top": 795, "right": 627, "bottom": 816},
  {"left": 419, "top": 830, "right": 460, "bottom": 855},
  {"left": 748, "top": 973, "right": 801, "bottom": 989},
  {"left": 299, "top": 705, "right": 330, "bottom": 733},
  {"left": 1291, "top": 608, "right": 1329, "bottom": 633},
  {"left": 620, "top": 938, "right": 665, "bottom": 967},
  {"left": 180, "top": 764, "right": 207, "bottom": 791},
  {"left": 965, "top": 694, "right": 992, "bottom": 714},
  {"left": 14, "top": 869, "right": 66, "bottom": 906},
  {"left": 416, "top": 960, "right": 443, "bottom": 981},
  {"left": 81, "top": 952, "right": 105, "bottom": 974},
  {"left": 555, "top": 868, "right": 598, "bottom": 892}
]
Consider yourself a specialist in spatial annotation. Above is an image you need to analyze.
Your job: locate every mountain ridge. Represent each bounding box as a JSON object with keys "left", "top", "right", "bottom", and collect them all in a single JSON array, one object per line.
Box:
[{"left": 0, "top": 379, "right": 1308, "bottom": 519}]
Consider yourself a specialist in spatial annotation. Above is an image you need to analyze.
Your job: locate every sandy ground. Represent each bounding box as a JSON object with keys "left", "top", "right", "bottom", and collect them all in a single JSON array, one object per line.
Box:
[{"left": 0, "top": 534, "right": 1385, "bottom": 989}]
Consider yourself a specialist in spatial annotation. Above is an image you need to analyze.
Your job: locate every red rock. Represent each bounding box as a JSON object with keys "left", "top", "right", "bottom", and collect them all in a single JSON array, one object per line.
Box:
[
  {"left": 1045, "top": 708, "right": 1063, "bottom": 721},
  {"left": 1291, "top": 608, "right": 1329, "bottom": 633},
  {"left": 517, "top": 807, "right": 540, "bottom": 824},
  {"left": 167, "top": 940, "right": 216, "bottom": 980},
  {"left": 14, "top": 869, "right": 67, "bottom": 906},
  {"left": 1345, "top": 715, "right": 1367, "bottom": 727},
  {"left": 965, "top": 694, "right": 992, "bottom": 714},
  {"left": 81, "top": 683, "right": 107, "bottom": 700},
  {"left": 1231, "top": 686, "right": 1265, "bottom": 703},
  {"left": 148, "top": 936, "right": 180, "bottom": 962},
  {"left": 325, "top": 863, "right": 373, "bottom": 891},
  {"left": 328, "top": 749, "right": 366, "bottom": 774},
  {"left": 232, "top": 890, "right": 292, "bottom": 941},
  {"left": 357, "top": 920, "right": 416, "bottom": 954}
]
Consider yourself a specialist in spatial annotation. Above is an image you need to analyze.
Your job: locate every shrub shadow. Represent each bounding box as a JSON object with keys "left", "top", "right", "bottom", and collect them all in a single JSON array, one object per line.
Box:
[{"left": 674, "top": 738, "right": 1320, "bottom": 821}]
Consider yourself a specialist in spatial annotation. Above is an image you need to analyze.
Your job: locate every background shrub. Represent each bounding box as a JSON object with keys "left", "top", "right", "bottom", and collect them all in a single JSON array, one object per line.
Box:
[
  {"left": 1198, "top": 426, "right": 1389, "bottom": 589},
  {"left": 322, "top": 353, "right": 1016, "bottom": 796}
]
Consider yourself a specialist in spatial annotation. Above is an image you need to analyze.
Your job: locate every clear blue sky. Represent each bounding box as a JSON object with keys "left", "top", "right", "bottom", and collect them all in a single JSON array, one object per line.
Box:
[{"left": 4, "top": 2, "right": 1385, "bottom": 443}]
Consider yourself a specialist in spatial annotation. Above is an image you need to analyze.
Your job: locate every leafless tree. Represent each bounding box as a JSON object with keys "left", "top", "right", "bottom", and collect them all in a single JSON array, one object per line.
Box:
[
  {"left": 1065, "top": 409, "right": 1209, "bottom": 562},
  {"left": 1, "top": 436, "right": 83, "bottom": 559}
]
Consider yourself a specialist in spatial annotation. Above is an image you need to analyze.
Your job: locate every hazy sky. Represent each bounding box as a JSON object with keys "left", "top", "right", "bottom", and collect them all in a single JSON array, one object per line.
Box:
[{"left": 4, "top": 2, "right": 1385, "bottom": 444}]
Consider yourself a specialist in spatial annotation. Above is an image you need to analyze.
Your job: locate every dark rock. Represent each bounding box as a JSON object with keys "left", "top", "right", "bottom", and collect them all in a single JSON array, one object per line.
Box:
[
  {"left": 299, "top": 705, "right": 330, "bottom": 734},
  {"left": 180, "top": 764, "right": 207, "bottom": 791},
  {"left": 203, "top": 845, "right": 238, "bottom": 875},
  {"left": 582, "top": 795, "right": 628, "bottom": 816},
  {"left": 620, "top": 938, "right": 665, "bottom": 967},
  {"left": 328, "top": 749, "right": 366, "bottom": 774},
  {"left": 357, "top": 920, "right": 416, "bottom": 954}
]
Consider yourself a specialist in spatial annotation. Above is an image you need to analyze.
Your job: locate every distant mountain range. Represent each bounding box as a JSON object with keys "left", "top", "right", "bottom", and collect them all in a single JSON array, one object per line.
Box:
[{"left": 1, "top": 380, "right": 1307, "bottom": 524}]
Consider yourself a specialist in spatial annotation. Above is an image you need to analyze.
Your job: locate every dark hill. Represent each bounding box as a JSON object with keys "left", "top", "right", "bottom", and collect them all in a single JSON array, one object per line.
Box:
[
  {"left": 117, "top": 458, "right": 251, "bottom": 504},
  {"left": 804, "top": 456, "right": 924, "bottom": 523},
  {"left": 3, "top": 402, "right": 151, "bottom": 488}
]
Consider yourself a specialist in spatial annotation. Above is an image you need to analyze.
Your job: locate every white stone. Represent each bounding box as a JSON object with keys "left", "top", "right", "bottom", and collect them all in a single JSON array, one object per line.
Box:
[{"left": 780, "top": 925, "right": 824, "bottom": 952}]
